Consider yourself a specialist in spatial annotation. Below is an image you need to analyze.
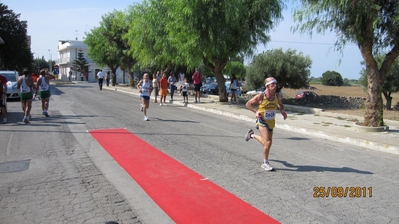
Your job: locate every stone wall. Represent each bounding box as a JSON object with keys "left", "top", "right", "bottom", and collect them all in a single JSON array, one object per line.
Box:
[{"left": 282, "top": 95, "right": 366, "bottom": 109}]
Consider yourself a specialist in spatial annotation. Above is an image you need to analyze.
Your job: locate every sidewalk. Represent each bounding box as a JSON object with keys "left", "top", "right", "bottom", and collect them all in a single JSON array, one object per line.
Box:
[{"left": 104, "top": 84, "right": 399, "bottom": 155}]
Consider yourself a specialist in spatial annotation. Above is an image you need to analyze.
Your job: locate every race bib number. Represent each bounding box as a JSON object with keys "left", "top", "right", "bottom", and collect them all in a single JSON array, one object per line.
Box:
[{"left": 263, "top": 110, "right": 276, "bottom": 120}]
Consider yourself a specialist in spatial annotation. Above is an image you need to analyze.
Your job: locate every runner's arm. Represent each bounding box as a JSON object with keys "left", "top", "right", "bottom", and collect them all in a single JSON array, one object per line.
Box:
[
  {"left": 136, "top": 80, "right": 143, "bottom": 92},
  {"left": 35, "top": 79, "right": 41, "bottom": 95},
  {"left": 277, "top": 96, "right": 287, "bottom": 120},
  {"left": 245, "top": 94, "right": 261, "bottom": 114}
]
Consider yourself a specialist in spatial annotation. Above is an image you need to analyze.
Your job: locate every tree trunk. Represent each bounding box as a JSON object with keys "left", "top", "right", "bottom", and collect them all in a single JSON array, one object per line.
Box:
[
  {"left": 111, "top": 68, "right": 117, "bottom": 86},
  {"left": 213, "top": 67, "right": 228, "bottom": 102},
  {"left": 364, "top": 68, "right": 384, "bottom": 126},
  {"left": 205, "top": 58, "right": 228, "bottom": 102},
  {"left": 383, "top": 91, "right": 393, "bottom": 110},
  {"left": 163, "top": 61, "right": 174, "bottom": 75}
]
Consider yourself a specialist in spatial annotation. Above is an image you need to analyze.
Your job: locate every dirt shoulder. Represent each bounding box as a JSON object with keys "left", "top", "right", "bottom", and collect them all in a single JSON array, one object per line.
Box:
[{"left": 325, "top": 108, "right": 399, "bottom": 121}]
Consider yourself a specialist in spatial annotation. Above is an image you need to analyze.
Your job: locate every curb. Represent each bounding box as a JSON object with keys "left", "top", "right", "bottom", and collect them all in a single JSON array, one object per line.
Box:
[{"left": 104, "top": 86, "right": 399, "bottom": 155}]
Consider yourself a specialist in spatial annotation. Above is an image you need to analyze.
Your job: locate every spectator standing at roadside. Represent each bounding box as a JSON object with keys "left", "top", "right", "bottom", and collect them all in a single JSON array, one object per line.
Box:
[
  {"left": 180, "top": 77, "right": 190, "bottom": 104},
  {"left": 178, "top": 71, "right": 185, "bottom": 95},
  {"left": 97, "top": 70, "right": 105, "bottom": 90},
  {"left": 230, "top": 74, "right": 238, "bottom": 104},
  {"left": 159, "top": 72, "right": 168, "bottom": 106},
  {"left": 0, "top": 74, "right": 8, "bottom": 123},
  {"left": 167, "top": 71, "right": 177, "bottom": 102},
  {"left": 17, "top": 68, "right": 36, "bottom": 123},
  {"left": 152, "top": 73, "right": 160, "bottom": 103},
  {"left": 35, "top": 69, "right": 55, "bottom": 117},
  {"left": 155, "top": 70, "right": 162, "bottom": 82},
  {"left": 106, "top": 71, "right": 111, "bottom": 87},
  {"left": 244, "top": 77, "right": 288, "bottom": 171},
  {"left": 136, "top": 73, "right": 153, "bottom": 121},
  {"left": 192, "top": 68, "right": 202, "bottom": 103}
]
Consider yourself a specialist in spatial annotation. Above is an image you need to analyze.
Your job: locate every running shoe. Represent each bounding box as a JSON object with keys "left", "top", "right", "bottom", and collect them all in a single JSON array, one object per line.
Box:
[
  {"left": 245, "top": 129, "right": 254, "bottom": 141},
  {"left": 140, "top": 104, "right": 143, "bottom": 112},
  {"left": 144, "top": 116, "right": 149, "bottom": 121},
  {"left": 43, "top": 111, "right": 49, "bottom": 117},
  {"left": 261, "top": 162, "right": 275, "bottom": 171},
  {"left": 28, "top": 114, "right": 32, "bottom": 121},
  {"left": 160, "top": 103, "right": 162, "bottom": 106},
  {"left": 23, "top": 117, "right": 30, "bottom": 123}
]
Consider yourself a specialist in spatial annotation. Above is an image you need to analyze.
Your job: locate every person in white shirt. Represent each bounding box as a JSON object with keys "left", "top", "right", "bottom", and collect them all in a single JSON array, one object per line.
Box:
[
  {"left": 180, "top": 77, "right": 190, "bottom": 104},
  {"left": 35, "top": 69, "right": 55, "bottom": 117},
  {"left": 96, "top": 70, "right": 105, "bottom": 90},
  {"left": 230, "top": 74, "right": 238, "bottom": 104},
  {"left": 17, "top": 68, "right": 36, "bottom": 123},
  {"left": 136, "top": 73, "right": 153, "bottom": 121},
  {"left": 178, "top": 71, "right": 185, "bottom": 95},
  {"left": 152, "top": 73, "right": 160, "bottom": 103}
]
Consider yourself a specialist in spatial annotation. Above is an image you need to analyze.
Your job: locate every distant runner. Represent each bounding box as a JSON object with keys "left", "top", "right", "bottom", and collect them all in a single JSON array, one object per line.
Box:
[
  {"left": 35, "top": 69, "right": 55, "bottom": 117},
  {"left": 17, "top": 69, "right": 36, "bottom": 123}
]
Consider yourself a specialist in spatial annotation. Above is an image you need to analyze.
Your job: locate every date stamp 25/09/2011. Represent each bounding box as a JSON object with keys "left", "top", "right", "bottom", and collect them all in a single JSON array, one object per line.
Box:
[{"left": 313, "top": 187, "right": 372, "bottom": 198}]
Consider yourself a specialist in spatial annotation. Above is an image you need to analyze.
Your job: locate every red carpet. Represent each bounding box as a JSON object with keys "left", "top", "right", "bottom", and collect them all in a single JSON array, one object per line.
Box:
[{"left": 89, "top": 128, "right": 279, "bottom": 224}]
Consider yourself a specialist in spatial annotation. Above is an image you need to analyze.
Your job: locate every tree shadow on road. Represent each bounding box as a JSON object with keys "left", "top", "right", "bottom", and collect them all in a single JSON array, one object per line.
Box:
[{"left": 272, "top": 159, "right": 373, "bottom": 174}]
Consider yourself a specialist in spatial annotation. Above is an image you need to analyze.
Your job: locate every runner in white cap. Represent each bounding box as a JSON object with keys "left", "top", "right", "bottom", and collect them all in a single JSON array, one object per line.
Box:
[{"left": 244, "top": 77, "right": 288, "bottom": 171}]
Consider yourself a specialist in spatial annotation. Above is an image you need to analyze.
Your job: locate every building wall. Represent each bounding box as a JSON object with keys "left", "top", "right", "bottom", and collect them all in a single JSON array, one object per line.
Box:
[{"left": 56, "top": 39, "right": 129, "bottom": 84}]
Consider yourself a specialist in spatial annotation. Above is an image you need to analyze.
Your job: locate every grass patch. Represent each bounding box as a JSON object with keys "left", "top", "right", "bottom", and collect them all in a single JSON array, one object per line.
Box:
[
  {"left": 336, "top": 116, "right": 345, "bottom": 120},
  {"left": 342, "top": 125, "right": 352, "bottom": 128},
  {"left": 313, "top": 122, "right": 320, "bottom": 125},
  {"left": 322, "top": 122, "right": 333, "bottom": 125}
]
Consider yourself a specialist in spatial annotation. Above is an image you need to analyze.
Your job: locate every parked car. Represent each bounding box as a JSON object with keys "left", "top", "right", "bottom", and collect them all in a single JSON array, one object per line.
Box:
[
  {"left": 246, "top": 87, "right": 265, "bottom": 96},
  {"left": 295, "top": 91, "right": 318, "bottom": 99},
  {"left": 0, "top": 70, "right": 20, "bottom": 100},
  {"left": 200, "top": 83, "right": 219, "bottom": 95}
]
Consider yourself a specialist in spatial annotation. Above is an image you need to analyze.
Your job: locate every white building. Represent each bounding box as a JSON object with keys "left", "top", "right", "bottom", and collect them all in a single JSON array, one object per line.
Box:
[{"left": 56, "top": 39, "right": 126, "bottom": 83}]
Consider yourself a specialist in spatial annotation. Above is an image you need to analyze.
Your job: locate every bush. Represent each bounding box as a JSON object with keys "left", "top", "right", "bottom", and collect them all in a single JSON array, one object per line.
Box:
[{"left": 321, "top": 70, "right": 344, "bottom": 86}]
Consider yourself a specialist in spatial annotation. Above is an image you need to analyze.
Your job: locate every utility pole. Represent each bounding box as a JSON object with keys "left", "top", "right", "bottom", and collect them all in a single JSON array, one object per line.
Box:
[{"left": 48, "top": 49, "right": 52, "bottom": 73}]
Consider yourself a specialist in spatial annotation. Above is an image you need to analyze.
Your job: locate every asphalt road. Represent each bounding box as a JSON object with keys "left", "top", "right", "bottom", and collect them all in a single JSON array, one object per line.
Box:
[{"left": 1, "top": 82, "right": 398, "bottom": 224}]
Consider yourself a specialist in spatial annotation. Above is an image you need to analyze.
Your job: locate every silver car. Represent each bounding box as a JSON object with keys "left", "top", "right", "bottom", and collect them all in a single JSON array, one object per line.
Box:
[{"left": 0, "top": 70, "right": 20, "bottom": 100}]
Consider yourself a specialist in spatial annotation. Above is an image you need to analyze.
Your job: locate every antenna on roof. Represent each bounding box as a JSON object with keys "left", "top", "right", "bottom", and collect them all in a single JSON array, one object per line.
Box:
[{"left": 75, "top": 30, "right": 78, "bottom": 40}]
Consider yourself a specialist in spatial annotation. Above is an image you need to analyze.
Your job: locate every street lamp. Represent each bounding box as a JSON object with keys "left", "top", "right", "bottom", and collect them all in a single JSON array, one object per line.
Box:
[{"left": 48, "top": 49, "right": 52, "bottom": 73}]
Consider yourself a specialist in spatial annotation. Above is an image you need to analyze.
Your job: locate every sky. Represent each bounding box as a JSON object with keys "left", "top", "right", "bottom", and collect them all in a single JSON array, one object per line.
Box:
[{"left": 1, "top": 0, "right": 364, "bottom": 79}]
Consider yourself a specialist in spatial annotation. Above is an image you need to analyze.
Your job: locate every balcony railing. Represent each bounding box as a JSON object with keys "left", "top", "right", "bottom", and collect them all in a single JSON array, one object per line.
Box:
[{"left": 57, "top": 57, "right": 93, "bottom": 65}]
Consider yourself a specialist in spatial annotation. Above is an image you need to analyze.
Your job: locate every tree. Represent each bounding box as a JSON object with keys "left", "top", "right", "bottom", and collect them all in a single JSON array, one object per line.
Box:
[
  {"left": 163, "top": 0, "right": 284, "bottom": 102},
  {"left": 125, "top": 2, "right": 181, "bottom": 74},
  {"left": 245, "top": 48, "right": 312, "bottom": 91},
  {"left": 321, "top": 70, "right": 344, "bottom": 86},
  {"left": 32, "top": 56, "right": 50, "bottom": 73},
  {"left": 84, "top": 26, "right": 119, "bottom": 80},
  {"left": 0, "top": 3, "right": 32, "bottom": 71},
  {"left": 293, "top": 1, "right": 399, "bottom": 127},
  {"left": 113, "top": 10, "right": 138, "bottom": 85},
  {"left": 223, "top": 55, "right": 246, "bottom": 80},
  {"left": 72, "top": 49, "right": 89, "bottom": 75},
  {"left": 360, "top": 56, "right": 399, "bottom": 110}
]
